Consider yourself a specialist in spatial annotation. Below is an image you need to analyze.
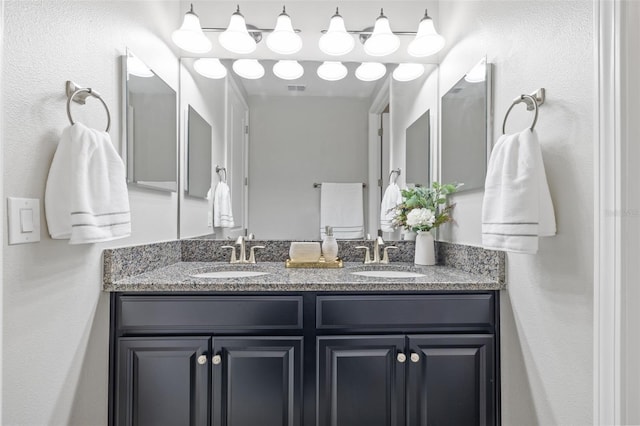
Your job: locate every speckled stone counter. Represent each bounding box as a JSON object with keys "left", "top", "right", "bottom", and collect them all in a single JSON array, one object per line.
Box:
[
  {"left": 103, "top": 239, "right": 505, "bottom": 292},
  {"left": 103, "top": 261, "right": 503, "bottom": 292}
]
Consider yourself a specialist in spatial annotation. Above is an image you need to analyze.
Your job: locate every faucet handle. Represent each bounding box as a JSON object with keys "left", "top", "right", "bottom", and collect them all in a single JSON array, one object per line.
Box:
[
  {"left": 248, "top": 245, "right": 265, "bottom": 264},
  {"left": 355, "top": 246, "right": 372, "bottom": 264},
  {"left": 221, "top": 245, "right": 238, "bottom": 264},
  {"left": 381, "top": 246, "right": 398, "bottom": 264}
]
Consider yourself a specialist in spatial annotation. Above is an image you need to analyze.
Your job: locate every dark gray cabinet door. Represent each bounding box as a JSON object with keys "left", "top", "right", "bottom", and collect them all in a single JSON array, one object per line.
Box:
[
  {"left": 211, "top": 337, "right": 303, "bottom": 426},
  {"left": 317, "top": 336, "right": 406, "bottom": 426},
  {"left": 407, "top": 334, "right": 495, "bottom": 426},
  {"left": 116, "top": 337, "right": 209, "bottom": 426}
]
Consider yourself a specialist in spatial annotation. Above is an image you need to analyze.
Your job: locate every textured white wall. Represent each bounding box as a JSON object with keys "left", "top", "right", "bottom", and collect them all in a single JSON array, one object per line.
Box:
[
  {"left": 2, "top": 1, "right": 180, "bottom": 424},
  {"left": 248, "top": 96, "right": 369, "bottom": 240},
  {"left": 437, "top": 1, "right": 594, "bottom": 424}
]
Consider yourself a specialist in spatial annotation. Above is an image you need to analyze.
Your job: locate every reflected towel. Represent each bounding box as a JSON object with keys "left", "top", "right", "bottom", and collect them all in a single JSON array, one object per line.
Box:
[
  {"left": 320, "top": 182, "right": 364, "bottom": 239},
  {"left": 213, "top": 181, "right": 234, "bottom": 228},
  {"left": 380, "top": 182, "right": 402, "bottom": 233},
  {"left": 45, "top": 123, "right": 131, "bottom": 244},
  {"left": 481, "top": 129, "right": 556, "bottom": 253}
]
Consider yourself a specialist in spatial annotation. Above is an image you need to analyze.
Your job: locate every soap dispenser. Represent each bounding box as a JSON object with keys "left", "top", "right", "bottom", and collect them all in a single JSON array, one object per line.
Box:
[{"left": 322, "top": 226, "right": 339, "bottom": 262}]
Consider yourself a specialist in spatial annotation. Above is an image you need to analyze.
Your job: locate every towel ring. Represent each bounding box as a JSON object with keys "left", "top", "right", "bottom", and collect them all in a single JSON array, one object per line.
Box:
[
  {"left": 66, "top": 88, "right": 111, "bottom": 132},
  {"left": 215, "top": 166, "right": 227, "bottom": 183},
  {"left": 502, "top": 94, "right": 538, "bottom": 135},
  {"left": 388, "top": 168, "right": 401, "bottom": 183}
]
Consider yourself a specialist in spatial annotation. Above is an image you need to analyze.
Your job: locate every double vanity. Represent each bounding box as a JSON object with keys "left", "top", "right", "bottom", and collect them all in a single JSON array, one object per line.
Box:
[{"left": 104, "top": 239, "right": 504, "bottom": 426}]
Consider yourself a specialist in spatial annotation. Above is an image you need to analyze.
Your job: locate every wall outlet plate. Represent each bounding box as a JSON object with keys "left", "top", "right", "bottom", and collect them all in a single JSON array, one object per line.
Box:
[{"left": 7, "top": 197, "right": 41, "bottom": 245}]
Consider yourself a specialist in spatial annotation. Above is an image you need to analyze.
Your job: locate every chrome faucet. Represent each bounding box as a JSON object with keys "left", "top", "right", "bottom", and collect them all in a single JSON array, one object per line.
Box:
[
  {"left": 221, "top": 236, "right": 264, "bottom": 264},
  {"left": 356, "top": 236, "right": 397, "bottom": 264}
]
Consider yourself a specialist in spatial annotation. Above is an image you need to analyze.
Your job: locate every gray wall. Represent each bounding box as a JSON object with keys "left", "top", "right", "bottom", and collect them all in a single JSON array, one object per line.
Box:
[
  {"left": 248, "top": 96, "right": 369, "bottom": 240},
  {"left": 436, "top": 1, "right": 594, "bottom": 424},
  {"left": 2, "top": 1, "right": 181, "bottom": 424}
]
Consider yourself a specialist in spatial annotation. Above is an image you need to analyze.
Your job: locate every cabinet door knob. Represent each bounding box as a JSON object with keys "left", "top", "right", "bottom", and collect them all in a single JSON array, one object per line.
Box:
[
  {"left": 397, "top": 352, "right": 407, "bottom": 363},
  {"left": 410, "top": 352, "right": 420, "bottom": 363},
  {"left": 197, "top": 355, "right": 207, "bottom": 365},
  {"left": 212, "top": 354, "right": 222, "bottom": 365}
]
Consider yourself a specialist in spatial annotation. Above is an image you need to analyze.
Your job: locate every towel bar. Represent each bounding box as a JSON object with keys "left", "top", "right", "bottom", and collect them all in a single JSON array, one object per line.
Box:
[
  {"left": 502, "top": 88, "right": 545, "bottom": 135},
  {"left": 65, "top": 81, "right": 111, "bottom": 132},
  {"left": 313, "top": 183, "right": 367, "bottom": 188}
]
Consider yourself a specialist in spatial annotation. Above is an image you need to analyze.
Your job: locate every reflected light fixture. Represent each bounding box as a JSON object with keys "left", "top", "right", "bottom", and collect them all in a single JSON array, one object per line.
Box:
[
  {"left": 194, "top": 58, "right": 227, "bottom": 79},
  {"left": 266, "top": 6, "right": 302, "bottom": 55},
  {"left": 392, "top": 63, "right": 425, "bottom": 82},
  {"left": 126, "top": 54, "right": 154, "bottom": 78},
  {"left": 355, "top": 62, "right": 387, "bottom": 82},
  {"left": 172, "top": 4, "right": 212, "bottom": 54},
  {"left": 317, "top": 61, "right": 348, "bottom": 81},
  {"left": 219, "top": 6, "right": 257, "bottom": 54},
  {"left": 464, "top": 57, "right": 487, "bottom": 83},
  {"left": 232, "top": 59, "right": 265, "bottom": 79},
  {"left": 319, "top": 8, "right": 354, "bottom": 56},
  {"left": 364, "top": 9, "right": 400, "bottom": 57},
  {"left": 408, "top": 9, "right": 445, "bottom": 58},
  {"left": 273, "top": 60, "right": 304, "bottom": 80}
]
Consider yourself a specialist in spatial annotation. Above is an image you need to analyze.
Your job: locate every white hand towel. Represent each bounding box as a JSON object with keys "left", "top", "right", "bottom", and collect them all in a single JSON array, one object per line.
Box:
[
  {"left": 45, "top": 123, "right": 131, "bottom": 244},
  {"left": 213, "top": 181, "right": 234, "bottom": 228},
  {"left": 380, "top": 182, "right": 403, "bottom": 232},
  {"left": 320, "top": 182, "right": 364, "bottom": 239},
  {"left": 481, "top": 129, "right": 556, "bottom": 254}
]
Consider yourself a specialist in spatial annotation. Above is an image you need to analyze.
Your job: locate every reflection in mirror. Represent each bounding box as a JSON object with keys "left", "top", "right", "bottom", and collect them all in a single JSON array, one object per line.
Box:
[
  {"left": 179, "top": 57, "right": 439, "bottom": 240},
  {"left": 186, "top": 106, "right": 212, "bottom": 199},
  {"left": 123, "top": 51, "right": 177, "bottom": 192},
  {"left": 441, "top": 57, "right": 492, "bottom": 192},
  {"left": 405, "top": 110, "right": 430, "bottom": 186}
]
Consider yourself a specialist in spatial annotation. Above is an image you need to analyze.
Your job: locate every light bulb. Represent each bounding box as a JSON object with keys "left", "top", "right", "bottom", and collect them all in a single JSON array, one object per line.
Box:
[
  {"left": 219, "top": 6, "right": 257, "bottom": 54},
  {"left": 392, "top": 63, "right": 425, "bottom": 82},
  {"left": 171, "top": 5, "right": 212, "bottom": 54},
  {"left": 317, "top": 61, "right": 348, "bottom": 81},
  {"left": 408, "top": 9, "right": 445, "bottom": 58},
  {"left": 355, "top": 62, "right": 387, "bottom": 82},
  {"left": 319, "top": 8, "right": 354, "bottom": 56},
  {"left": 266, "top": 7, "right": 302, "bottom": 55},
  {"left": 273, "top": 60, "right": 304, "bottom": 80},
  {"left": 364, "top": 9, "right": 400, "bottom": 57},
  {"left": 194, "top": 58, "right": 227, "bottom": 79},
  {"left": 232, "top": 59, "right": 265, "bottom": 80}
]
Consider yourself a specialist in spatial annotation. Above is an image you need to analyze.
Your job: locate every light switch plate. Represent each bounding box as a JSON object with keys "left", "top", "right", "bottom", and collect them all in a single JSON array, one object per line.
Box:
[{"left": 8, "top": 197, "right": 41, "bottom": 245}]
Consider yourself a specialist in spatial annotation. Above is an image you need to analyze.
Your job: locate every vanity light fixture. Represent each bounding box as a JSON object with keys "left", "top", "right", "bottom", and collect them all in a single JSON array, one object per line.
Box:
[
  {"left": 232, "top": 59, "right": 265, "bottom": 80},
  {"left": 266, "top": 6, "right": 302, "bottom": 55},
  {"left": 172, "top": 4, "right": 212, "bottom": 54},
  {"left": 464, "top": 57, "right": 487, "bottom": 83},
  {"left": 317, "top": 61, "right": 348, "bottom": 81},
  {"left": 355, "top": 62, "right": 387, "bottom": 82},
  {"left": 273, "top": 60, "right": 304, "bottom": 80},
  {"left": 219, "top": 6, "right": 258, "bottom": 54},
  {"left": 392, "top": 63, "right": 425, "bottom": 82},
  {"left": 194, "top": 58, "right": 227, "bottom": 79},
  {"left": 407, "top": 9, "right": 445, "bottom": 58},
  {"left": 363, "top": 9, "right": 400, "bottom": 57},
  {"left": 318, "top": 8, "right": 354, "bottom": 56}
]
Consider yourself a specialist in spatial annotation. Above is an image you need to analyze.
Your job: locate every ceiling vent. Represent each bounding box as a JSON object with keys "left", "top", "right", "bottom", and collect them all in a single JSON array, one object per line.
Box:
[{"left": 287, "top": 84, "right": 306, "bottom": 92}]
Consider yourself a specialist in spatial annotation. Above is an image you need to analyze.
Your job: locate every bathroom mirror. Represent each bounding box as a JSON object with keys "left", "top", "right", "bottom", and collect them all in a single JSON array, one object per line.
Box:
[
  {"left": 185, "top": 105, "right": 212, "bottom": 199},
  {"left": 123, "top": 50, "right": 178, "bottom": 192},
  {"left": 405, "top": 109, "right": 431, "bottom": 186},
  {"left": 440, "top": 57, "right": 492, "bottom": 192},
  {"left": 179, "top": 58, "right": 439, "bottom": 240}
]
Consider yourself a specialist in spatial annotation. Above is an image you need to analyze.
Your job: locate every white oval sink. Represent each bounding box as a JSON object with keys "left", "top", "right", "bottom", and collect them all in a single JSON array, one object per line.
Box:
[
  {"left": 192, "top": 271, "right": 270, "bottom": 279},
  {"left": 351, "top": 270, "right": 426, "bottom": 278}
]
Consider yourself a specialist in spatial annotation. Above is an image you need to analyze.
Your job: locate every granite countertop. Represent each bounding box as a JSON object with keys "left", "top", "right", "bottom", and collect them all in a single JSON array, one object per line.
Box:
[{"left": 103, "top": 261, "right": 504, "bottom": 292}]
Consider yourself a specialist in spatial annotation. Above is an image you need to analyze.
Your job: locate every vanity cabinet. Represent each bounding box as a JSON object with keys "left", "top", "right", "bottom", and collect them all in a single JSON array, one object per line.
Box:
[{"left": 110, "top": 292, "right": 499, "bottom": 426}]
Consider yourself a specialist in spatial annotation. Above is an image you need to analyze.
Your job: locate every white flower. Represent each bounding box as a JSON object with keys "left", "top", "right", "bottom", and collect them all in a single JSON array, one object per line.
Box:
[{"left": 406, "top": 208, "right": 435, "bottom": 228}]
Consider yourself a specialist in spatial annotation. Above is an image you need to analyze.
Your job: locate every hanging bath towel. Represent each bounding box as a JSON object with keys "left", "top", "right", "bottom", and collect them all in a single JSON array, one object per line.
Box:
[
  {"left": 320, "top": 182, "right": 364, "bottom": 239},
  {"left": 380, "top": 182, "right": 402, "bottom": 232},
  {"left": 45, "top": 123, "right": 131, "bottom": 244},
  {"left": 481, "top": 129, "right": 556, "bottom": 254},
  {"left": 213, "top": 181, "right": 234, "bottom": 228}
]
